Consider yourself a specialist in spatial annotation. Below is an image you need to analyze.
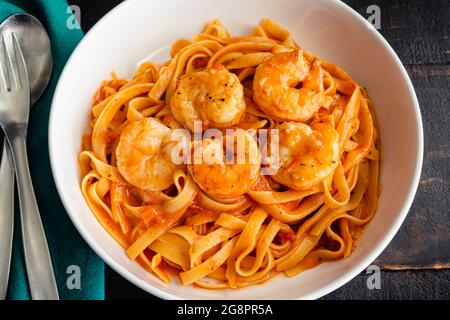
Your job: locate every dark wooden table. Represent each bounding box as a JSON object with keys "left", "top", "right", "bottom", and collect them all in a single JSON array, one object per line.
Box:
[{"left": 68, "top": 0, "right": 450, "bottom": 299}]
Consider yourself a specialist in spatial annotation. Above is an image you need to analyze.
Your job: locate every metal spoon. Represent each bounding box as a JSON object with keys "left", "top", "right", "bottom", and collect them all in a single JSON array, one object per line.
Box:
[{"left": 0, "top": 13, "right": 55, "bottom": 300}]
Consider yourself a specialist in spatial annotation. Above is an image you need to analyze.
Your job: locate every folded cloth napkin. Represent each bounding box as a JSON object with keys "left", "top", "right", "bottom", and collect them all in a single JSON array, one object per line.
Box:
[{"left": 0, "top": 0, "right": 104, "bottom": 300}]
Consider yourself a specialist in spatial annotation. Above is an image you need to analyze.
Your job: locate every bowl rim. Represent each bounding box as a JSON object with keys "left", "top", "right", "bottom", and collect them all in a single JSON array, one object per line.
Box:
[{"left": 48, "top": 0, "right": 423, "bottom": 300}]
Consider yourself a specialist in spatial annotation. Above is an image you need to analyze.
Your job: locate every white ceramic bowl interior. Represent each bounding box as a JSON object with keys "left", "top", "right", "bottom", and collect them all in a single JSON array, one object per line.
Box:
[{"left": 49, "top": 0, "right": 423, "bottom": 299}]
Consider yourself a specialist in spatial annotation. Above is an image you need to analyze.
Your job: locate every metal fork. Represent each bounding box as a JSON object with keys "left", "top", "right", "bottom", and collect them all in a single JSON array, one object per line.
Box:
[{"left": 0, "top": 32, "right": 58, "bottom": 299}]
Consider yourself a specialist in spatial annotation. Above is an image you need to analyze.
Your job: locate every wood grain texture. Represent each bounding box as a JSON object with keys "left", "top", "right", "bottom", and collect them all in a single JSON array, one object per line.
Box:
[
  {"left": 375, "top": 65, "right": 450, "bottom": 269},
  {"left": 105, "top": 266, "right": 450, "bottom": 300},
  {"left": 343, "top": 0, "right": 450, "bottom": 65},
  {"left": 322, "top": 269, "right": 450, "bottom": 300}
]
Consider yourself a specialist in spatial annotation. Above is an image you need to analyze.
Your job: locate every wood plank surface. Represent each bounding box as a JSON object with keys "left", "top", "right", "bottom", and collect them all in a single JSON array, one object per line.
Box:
[
  {"left": 323, "top": 268, "right": 450, "bottom": 299},
  {"left": 105, "top": 266, "right": 450, "bottom": 300},
  {"left": 375, "top": 65, "right": 450, "bottom": 269},
  {"left": 344, "top": 0, "right": 450, "bottom": 65}
]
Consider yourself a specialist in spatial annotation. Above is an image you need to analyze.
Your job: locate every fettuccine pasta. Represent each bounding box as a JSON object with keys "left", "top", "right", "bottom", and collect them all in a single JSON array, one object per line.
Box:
[{"left": 79, "top": 19, "right": 380, "bottom": 289}]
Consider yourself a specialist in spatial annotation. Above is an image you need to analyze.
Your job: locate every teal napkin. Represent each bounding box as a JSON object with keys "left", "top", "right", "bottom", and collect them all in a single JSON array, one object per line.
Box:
[{"left": 0, "top": 0, "right": 104, "bottom": 300}]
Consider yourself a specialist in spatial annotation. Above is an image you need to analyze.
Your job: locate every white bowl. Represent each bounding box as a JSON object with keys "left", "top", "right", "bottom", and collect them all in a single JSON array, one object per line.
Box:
[{"left": 49, "top": 0, "right": 423, "bottom": 299}]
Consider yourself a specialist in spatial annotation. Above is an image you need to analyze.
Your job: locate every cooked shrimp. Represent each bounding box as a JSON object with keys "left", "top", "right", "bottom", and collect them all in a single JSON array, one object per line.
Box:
[
  {"left": 253, "top": 50, "right": 332, "bottom": 122},
  {"left": 188, "top": 129, "right": 261, "bottom": 199},
  {"left": 116, "top": 117, "right": 178, "bottom": 191},
  {"left": 273, "top": 122, "right": 339, "bottom": 190},
  {"left": 170, "top": 66, "right": 246, "bottom": 132}
]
